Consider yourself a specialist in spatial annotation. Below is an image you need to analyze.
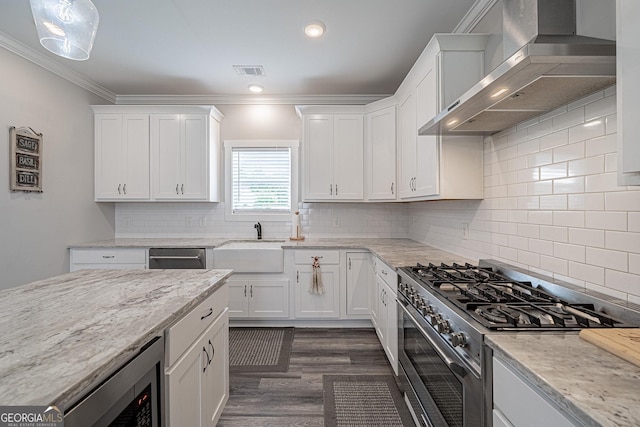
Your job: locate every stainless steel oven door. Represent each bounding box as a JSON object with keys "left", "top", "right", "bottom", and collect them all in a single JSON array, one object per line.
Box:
[{"left": 398, "top": 297, "right": 483, "bottom": 427}]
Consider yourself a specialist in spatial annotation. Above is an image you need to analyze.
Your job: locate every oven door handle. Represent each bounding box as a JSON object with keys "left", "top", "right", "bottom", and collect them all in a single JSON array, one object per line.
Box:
[{"left": 400, "top": 302, "right": 469, "bottom": 379}]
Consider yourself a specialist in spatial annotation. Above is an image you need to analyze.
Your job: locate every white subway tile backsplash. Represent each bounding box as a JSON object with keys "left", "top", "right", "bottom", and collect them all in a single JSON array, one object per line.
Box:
[
  {"left": 527, "top": 150, "right": 553, "bottom": 168},
  {"left": 518, "top": 250, "right": 540, "bottom": 267},
  {"left": 605, "top": 114, "right": 617, "bottom": 135},
  {"left": 540, "top": 255, "right": 568, "bottom": 275},
  {"left": 540, "top": 195, "right": 568, "bottom": 210},
  {"left": 554, "top": 242, "right": 586, "bottom": 262},
  {"left": 540, "top": 129, "right": 569, "bottom": 151},
  {"left": 553, "top": 177, "right": 585, "bottom": 194},
  {"left": 568, "top": 156, "right": 605, "bottom": 177},
  {"left": 585, "top": 133, "right": 617, "bottom": 157},
  {"left": 553, "top": 141, "right": 585, "bottom": 163},
  {"left": 553, "top": 211, "right": 585, "bottom": 228},
  {"left": 630, "top": 213, "right": 640, "bottom": 232},
  {"left": 568, "top": 120, "right": 605, "bottom": 144},
  {"left": 569, "top": 91, "right": 604, "bottom": 111},
  {"left": 630, "top": 254, "right": 640, "bottom": 275},
  {"left": 540, "top": 163, "right": 567, "bottom": 180},
  {"left": 605, "top": 153, "right": 617, "bottom": 173},
  {"left": 586, "top": 282, "right": 629, "bottom": 301},
  {"left": 552, "top": 107, "right": 585, "bottom": 131},
  {"left": 527, "top": 120, "right": 553, "bottom": 139},
  {"left": 586, "top": 247, "right": 628, "bottom": 272},
  {"left": 527, "top": 180, "right": 553, "bottom": 196},
  {"left": 569, "top": 261, "right": 605, "bottom": 285},
  {"left": 568, "top": 193, "right": 604, "bottom": 211},
  {"left": 605, "top": 270, "right": 640, "bottom": 294},
  {"left": 605, "top": 231, "right": 640, "bottom": 254},
  {"left": 529, "top": 238, "right": 554, "bottom": 255},
  {"left": 517, "top": 196, "right": 540, "bottom": 210},
  {"left": 540, "top": 105, "right": 568, "bottom": 122},
  {"left": 585, "top": 172, "right": 623, "bottom": 193},
  {"left": 509, "top": 156, "right": 528, "bottom": 172},
  {"left": 517, "top": 168, "right": 540, "bottom": 183},
  {"left": 585, "top": 211, "right": 627, "bottom": 231},
  {"left": 605, "top": 191, "right": 640, "bottom": 211},
  {"left": 540, "top": 225, "right": 568, "bottom": 242},
  {"left": 585, "top": 94, "right": 616, "bottom": 122},
  {"left": 528, "top": 210, "right": 553, "bottom": 225},
  {"left": 517, "top": 223, "right": 539, "bottom": 238},
  {"left": 569, "top": 228, "right": 605, "bottom": 248}
]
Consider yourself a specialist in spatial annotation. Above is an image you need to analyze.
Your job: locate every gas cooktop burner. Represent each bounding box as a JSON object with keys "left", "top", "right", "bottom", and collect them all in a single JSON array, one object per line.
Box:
[{"left": 400, "top": 262, "right": 633, "bottom": 330}]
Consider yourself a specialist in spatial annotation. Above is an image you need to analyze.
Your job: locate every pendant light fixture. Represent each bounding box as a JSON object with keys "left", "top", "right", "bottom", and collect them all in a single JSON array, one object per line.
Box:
[{"left": 29, "top": 0, "right": 99, "bottom": 61}]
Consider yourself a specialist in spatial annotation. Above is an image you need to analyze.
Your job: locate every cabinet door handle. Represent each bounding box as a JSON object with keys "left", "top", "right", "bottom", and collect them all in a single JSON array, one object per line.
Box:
[
  {"left": 176, "top": 184, "right": 179, "bottom": 195},
  {"left": 244, "top": 284, "right": 247, "bottom": 297},
  {"left": 117, "top": 184, "right": 122, "bottom": 195},
  {"left": 208, "top": 339, "right": 215, "bottom": 365},
  {"left": 296, "top": 271, "right": 299, "bottom": 283},
  {"left": 201, "top": 307, "right": 213, "bottom": 320},
  {"left": 348, "top": 258, "right": 351, "bottom": 270},
  {"left": 391, "top": 182, "right": 394, "bottom": 195},
  {"left": 336, "top": 184, "right": 338, "bottom": 195},
  {"left": 123, "top": 183, "right": 127, "bottom": 195},
  {"left": 202, "top": 346, "right": 210, "bottom": 372},
  {"left": 330, "top": 184, "right": 333, "bottom": 195},
  {"left": 181, "top": 184, "right": 184, "bottom": 194},
  {"left": 250, "top": 284, "right": 253, "bottom": 298}
]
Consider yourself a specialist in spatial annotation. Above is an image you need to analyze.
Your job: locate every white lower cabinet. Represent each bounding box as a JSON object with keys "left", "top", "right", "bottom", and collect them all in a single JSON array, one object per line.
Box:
[
  {"left": 69, "top": 248, "right": 147, "bottom": 271},
  {"left": 228, "top": 276, "right": 289, "bottom": 318},
  {"left": 294, "top": 250, "right": 340, "bottom": 318},
  {"left": 345, "top": 252, "right": 371, "bottom": 317},
  {"left": 493, "top": 357, "right": 578, "bottom": 427},
  {"left": 165, "top": 283, "right": 229, "bottom": 427},
  {"left": 372, "top": 257, "right": 398, "bottom": 375}
]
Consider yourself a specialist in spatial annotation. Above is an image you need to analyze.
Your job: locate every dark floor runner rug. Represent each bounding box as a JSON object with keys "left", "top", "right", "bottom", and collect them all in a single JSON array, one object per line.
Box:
[
  {"left": 324, "top": 375, "right": 414, "bottom": 427},
  {"left": 229, "top": 327, "right": 294, "bottom": 373}
]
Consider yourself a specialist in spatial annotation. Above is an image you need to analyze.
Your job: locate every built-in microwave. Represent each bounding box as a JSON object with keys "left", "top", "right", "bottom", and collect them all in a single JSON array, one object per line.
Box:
[{"left": 64, "top": 336, "right": 164, "bottom": 427}]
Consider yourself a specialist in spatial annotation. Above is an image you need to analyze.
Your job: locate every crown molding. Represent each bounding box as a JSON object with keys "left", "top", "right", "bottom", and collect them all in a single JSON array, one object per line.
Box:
[
  {"left": 0, "top": 31, "right": 116, "bottom": 103},
  {"left": 453, "top": 0, "right": 499, "bottom": 33},
  {"left": 114, "top": 94, "right": 389, "bottom": 106}
]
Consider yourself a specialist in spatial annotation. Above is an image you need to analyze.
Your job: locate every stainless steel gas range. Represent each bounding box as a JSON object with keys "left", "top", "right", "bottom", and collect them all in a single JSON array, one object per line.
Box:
[{"left": 396, "top": 259, "right": 640, "bottom": 427}]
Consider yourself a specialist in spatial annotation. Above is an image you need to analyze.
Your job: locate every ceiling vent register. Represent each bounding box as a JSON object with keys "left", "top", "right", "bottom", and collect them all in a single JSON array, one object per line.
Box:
[{"left": 233, "top": 65, "right": 266, "bottom": 77}]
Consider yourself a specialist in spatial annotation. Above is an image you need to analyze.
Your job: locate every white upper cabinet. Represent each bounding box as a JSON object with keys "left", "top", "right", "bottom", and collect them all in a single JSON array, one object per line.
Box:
[
  {"left": 151, "top": 113, "right": 220, "bottom": 201},
  {"left": 298, "top": 106, "right": 364, "bottom": 201},
  {"left": 365, "top": 100, "right": 397, "bottom": 200},
  {"left": 396, "top": 34, "right": 488, "bottom": 201},
  {"left": 616, "top": 0, "right": 640, "bottom": 185},
  {"left": 93, "top": 105, "right": 223, "bottom": 202},
  {"left": 94, "top": 113, "right": 150, "bottom": 201}
]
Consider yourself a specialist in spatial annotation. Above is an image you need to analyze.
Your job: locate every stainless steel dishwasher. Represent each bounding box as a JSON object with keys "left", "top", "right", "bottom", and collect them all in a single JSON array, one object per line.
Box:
[{"left": 148, "top": 248, "right": 206, "bottom": 269}]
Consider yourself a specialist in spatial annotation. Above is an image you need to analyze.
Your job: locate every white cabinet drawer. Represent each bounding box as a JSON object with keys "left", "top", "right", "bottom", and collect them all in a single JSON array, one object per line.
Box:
[
  {"left": 294, "top": 250, "right": 340, "bottom": 264},
  {"left": 374, "top": 258, "right": 396, "bottom": 291},
  {"left": 71, "top": 248, "right": 147, "bottom": 264},
  {"left": 166, "top": 283, "right": 228, "bottom": 366}
]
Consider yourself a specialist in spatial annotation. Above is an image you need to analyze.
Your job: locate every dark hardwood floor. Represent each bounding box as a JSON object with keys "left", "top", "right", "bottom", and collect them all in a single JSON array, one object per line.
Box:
[{"left": 217, "top": 327, "right": 398, "bottom": 427}]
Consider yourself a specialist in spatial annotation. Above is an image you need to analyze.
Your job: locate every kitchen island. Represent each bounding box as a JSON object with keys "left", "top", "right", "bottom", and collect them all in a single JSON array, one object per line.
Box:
[
  {"left": 487, "top": 332, "right": 640, "bottom": 427},
  {"left": 0, "top": 268, "right": 231, "bottom": 409}
]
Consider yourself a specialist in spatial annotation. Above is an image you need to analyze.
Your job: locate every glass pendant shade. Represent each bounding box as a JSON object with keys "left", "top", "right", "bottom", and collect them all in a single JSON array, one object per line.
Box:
[{"left": 29, "top": 0, "right": 99, "bottom": 60}]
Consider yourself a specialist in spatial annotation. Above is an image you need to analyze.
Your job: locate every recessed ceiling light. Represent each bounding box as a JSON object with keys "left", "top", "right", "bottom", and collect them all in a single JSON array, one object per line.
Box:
[
  {"left": 248, "top": 84, "right": 263, "bottom": 93},
  {"left": 304, "top": 21, "right": 325, "bottom": 38}
]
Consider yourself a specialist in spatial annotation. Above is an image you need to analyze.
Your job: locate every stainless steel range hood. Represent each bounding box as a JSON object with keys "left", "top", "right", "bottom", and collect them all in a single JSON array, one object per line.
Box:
[{"left": 419, "top": 0, "right": 616, "bottom": 137}]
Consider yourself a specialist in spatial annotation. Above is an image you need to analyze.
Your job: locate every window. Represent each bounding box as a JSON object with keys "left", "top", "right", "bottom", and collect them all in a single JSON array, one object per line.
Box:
[{"left": 224, "top": 140, "right": 299, "bottom": 221}]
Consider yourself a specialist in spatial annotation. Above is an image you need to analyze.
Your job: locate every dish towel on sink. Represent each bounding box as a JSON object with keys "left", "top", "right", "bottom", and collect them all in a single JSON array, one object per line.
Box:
[{"left": 311, "top": 256, "right": 324, "bottom": 294}]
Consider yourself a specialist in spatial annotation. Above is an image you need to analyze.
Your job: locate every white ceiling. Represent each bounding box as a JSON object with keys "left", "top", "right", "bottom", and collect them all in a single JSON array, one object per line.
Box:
[{"left": 0, "top": 0, "right": 478, "bottom": 101}]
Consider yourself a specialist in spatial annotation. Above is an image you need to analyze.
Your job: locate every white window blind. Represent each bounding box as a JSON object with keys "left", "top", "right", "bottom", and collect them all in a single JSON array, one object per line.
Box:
[{"left": 231, "top": 147, "right": 291, "bottom": 213}]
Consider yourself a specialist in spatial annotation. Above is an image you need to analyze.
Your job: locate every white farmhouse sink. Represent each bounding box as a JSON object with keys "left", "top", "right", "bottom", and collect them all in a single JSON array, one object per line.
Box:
[{"left": 212, "top": 240, "right": 284, "bottom": 273}]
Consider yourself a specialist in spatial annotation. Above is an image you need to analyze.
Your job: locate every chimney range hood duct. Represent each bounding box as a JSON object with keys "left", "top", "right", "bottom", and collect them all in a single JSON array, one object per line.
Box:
[{"left": 419, "top": 0, "right": 616, "bottom": 137}]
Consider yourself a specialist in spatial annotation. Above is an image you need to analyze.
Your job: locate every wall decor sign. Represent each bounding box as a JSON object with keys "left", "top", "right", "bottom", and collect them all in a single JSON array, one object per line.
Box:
[{"left": 9, "top": 126, "right": 43, "bottom": 192}]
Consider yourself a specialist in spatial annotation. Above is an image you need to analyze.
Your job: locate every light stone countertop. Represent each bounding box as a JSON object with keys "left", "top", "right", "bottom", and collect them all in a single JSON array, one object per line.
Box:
[
  {"left": 69, "top": 237, "right": 476, "bottom": 269},
  {"left": 0, "top": 268, "right": 232, "bottom": 408},
  {"left": 486, "top": 332, "right": 640, "bottom": 427}
]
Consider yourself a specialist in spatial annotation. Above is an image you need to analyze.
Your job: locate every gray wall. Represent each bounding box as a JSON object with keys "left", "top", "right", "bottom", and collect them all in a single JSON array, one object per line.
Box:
[{"left": 0, "top": 48, "right": 115, "bottom": 289}]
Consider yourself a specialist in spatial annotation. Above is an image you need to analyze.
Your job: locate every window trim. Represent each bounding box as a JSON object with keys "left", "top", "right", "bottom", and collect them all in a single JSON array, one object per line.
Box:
[{"left": 224, "top": 140, "right": 299, "bottom": 222}]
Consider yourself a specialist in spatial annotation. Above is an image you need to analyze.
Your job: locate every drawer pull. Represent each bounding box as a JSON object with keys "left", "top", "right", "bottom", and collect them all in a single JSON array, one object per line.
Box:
[
  {"left": 381, "top": 269, "right": 388, "bottom": 275},
  {"left": 102, "top": 255, "right": 115, "bottom": 259},
  {"left": 201, "top": 308, "right": 213, "bottom": 320}
]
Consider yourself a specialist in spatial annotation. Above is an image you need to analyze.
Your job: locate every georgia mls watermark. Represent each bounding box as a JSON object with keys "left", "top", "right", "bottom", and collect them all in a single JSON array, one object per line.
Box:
[{"left": 0, "top": 406, "right": 63, "bottom": 427}]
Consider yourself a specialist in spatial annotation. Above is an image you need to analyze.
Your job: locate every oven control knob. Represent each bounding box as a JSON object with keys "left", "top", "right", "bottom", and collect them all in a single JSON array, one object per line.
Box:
[
  {"left": 430, "top": 313, "right": 441, "bottom": 326},
  {"left": 451, "top": 332, "right": 467, "bottom": 348},
  {"left": 437, "top": 319, "right": 451, "bottom": 334}
]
